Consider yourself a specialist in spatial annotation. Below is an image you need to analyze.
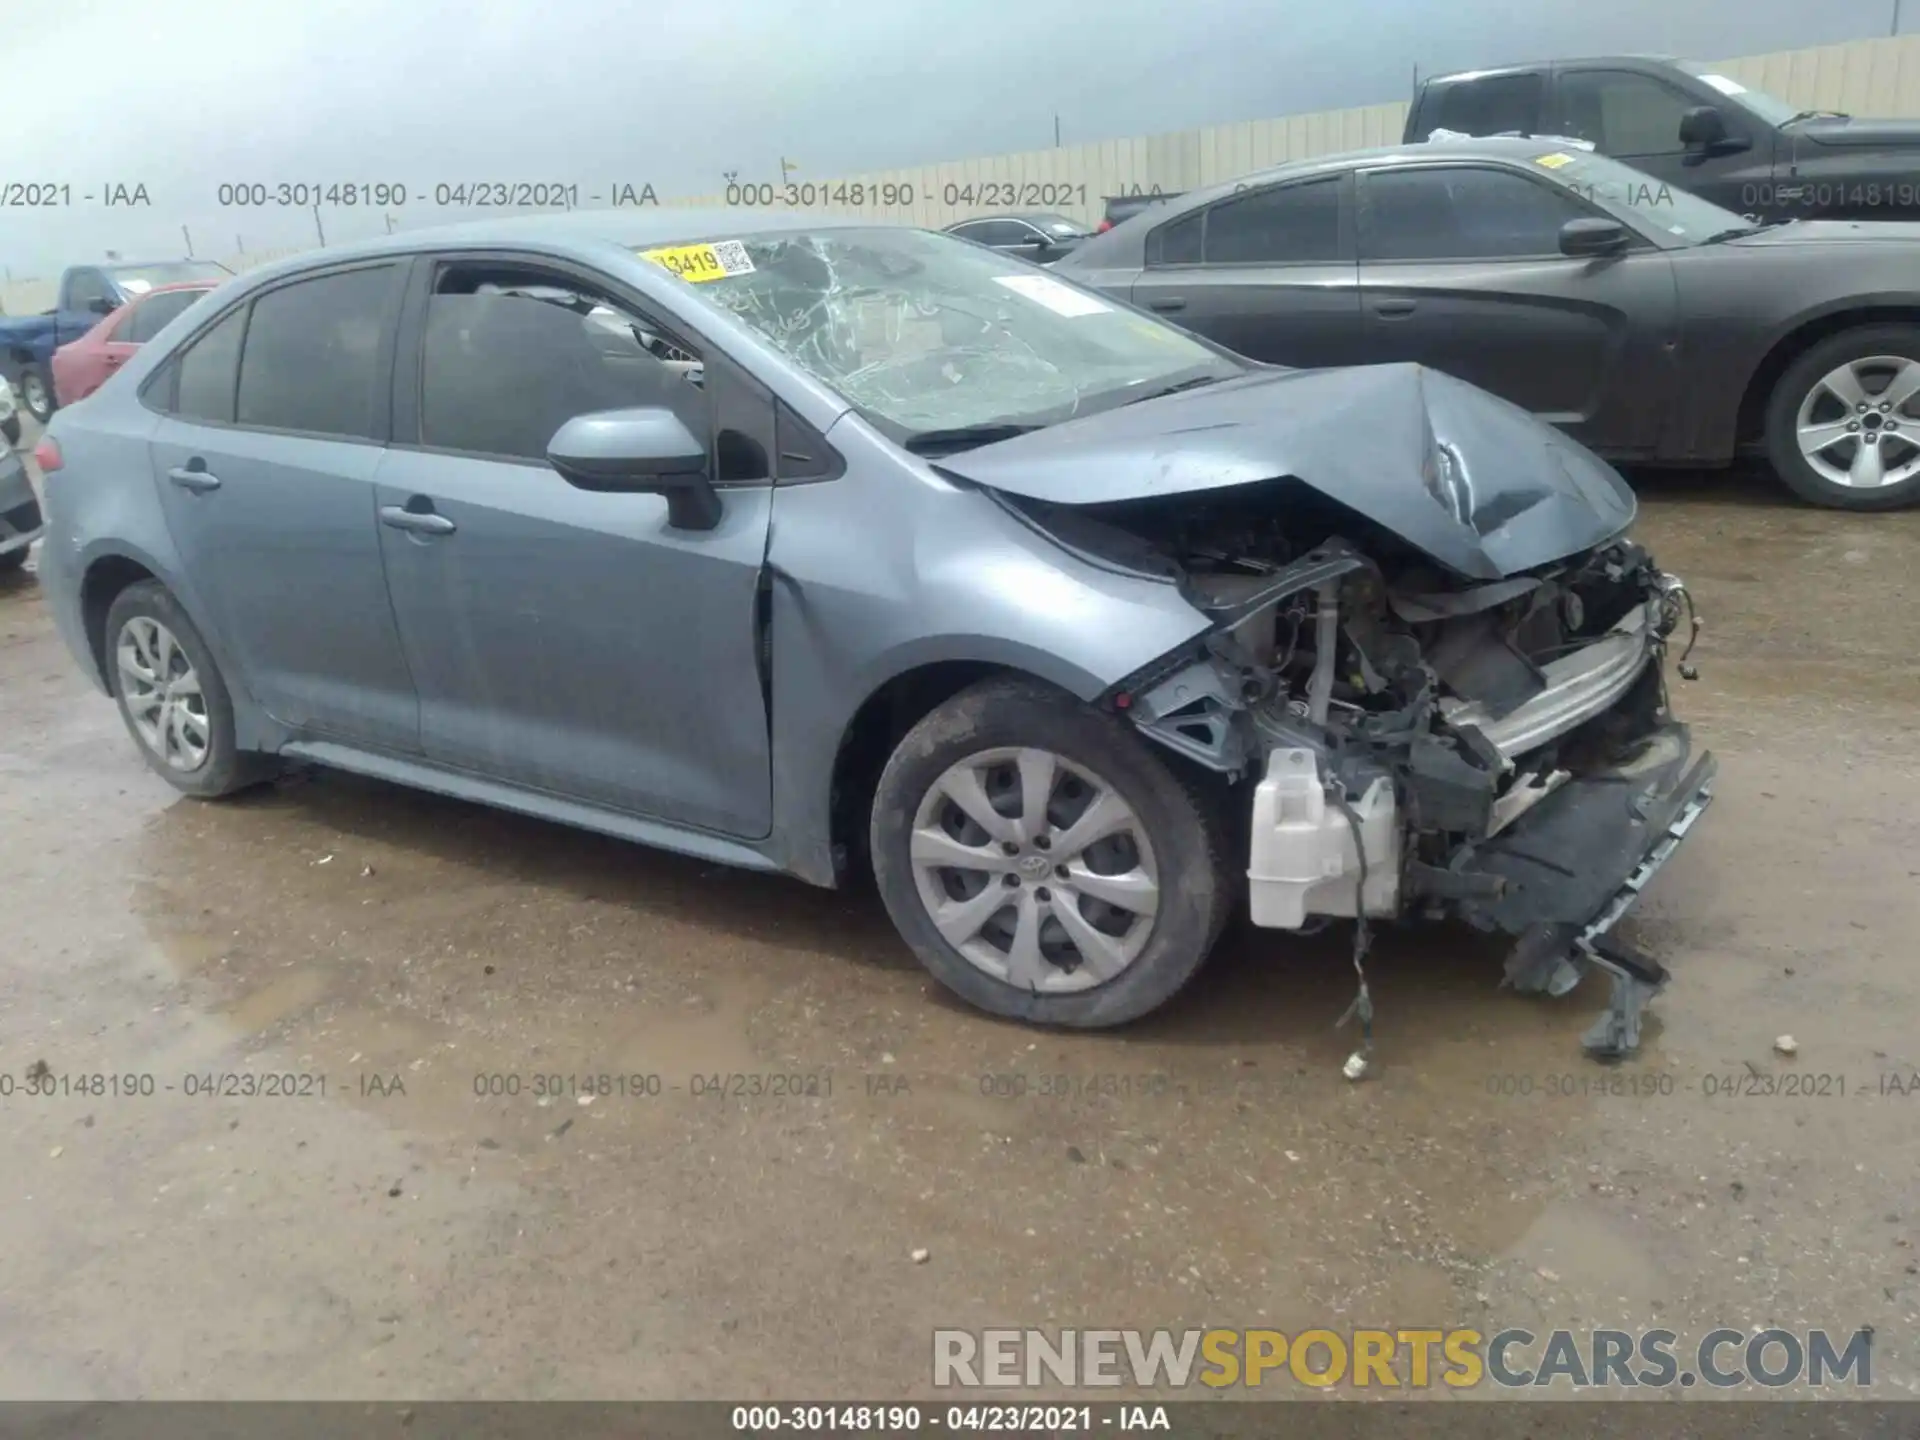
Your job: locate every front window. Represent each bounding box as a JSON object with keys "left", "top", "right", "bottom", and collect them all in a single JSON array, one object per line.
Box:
[
  {"left": 1676, "top": 62, "right": 1801, "bottom": 127},
  {"left": 1518, "top": 147, "right": 1748, "bottom": 243},
  {"left": 107, "top": 261, "right": 232, "bottom": 297},
  {"left": 637, "top": 228, "right": 1238, "bottom": 443}
]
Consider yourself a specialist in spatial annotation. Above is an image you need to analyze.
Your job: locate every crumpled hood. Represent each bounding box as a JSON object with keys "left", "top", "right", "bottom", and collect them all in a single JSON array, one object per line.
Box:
[{"left": 935, "top": 363, "right": 1636, "bottom": 580}]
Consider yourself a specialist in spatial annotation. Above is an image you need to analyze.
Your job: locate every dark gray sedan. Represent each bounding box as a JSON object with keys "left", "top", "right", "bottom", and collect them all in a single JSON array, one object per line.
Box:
[{"left": 1056, "top": 136, "right": 1920, "bottom": 510}]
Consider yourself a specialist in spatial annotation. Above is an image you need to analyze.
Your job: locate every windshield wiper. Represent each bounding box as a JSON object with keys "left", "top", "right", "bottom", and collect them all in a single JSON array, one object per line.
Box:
[
  {"left": 1120, "top": 374, "right": 1225, "bottom": 407},
  {"left": 901, "top": 422, "right": 1045, "bottom": 455},
  {"left": 1781, "top": 109, "right": 1849, "bottom": 126},
  {"left": 1701, "top": 220, "right": 1792, "bottom": 244}
]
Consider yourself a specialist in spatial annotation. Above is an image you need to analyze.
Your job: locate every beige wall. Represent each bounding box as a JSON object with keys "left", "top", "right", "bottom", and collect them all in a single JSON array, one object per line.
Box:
[{"left": 9, "top": 34, "right": 1920, "bottom": 318}]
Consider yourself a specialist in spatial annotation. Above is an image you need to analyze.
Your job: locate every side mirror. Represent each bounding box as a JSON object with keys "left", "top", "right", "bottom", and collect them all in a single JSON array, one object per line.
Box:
[
  {"left": 547, "top": 408, "right": 721, "bottom": 530},
  {"left": 88, "top": 296, "right": 118, "bottom": 316},
  {"left": 1678, "top": 105, "right": 1747, "bottom": 156},
  {"left": 1559, "top": 217, "right": 1632, "bottom": 258}
]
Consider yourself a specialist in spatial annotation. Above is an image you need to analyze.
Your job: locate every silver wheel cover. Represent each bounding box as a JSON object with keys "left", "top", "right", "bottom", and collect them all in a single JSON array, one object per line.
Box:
[
  {"left": 116, "top": 616, "right": 212, "bottom": 772},
  {"left": 908, "top": 746, "right": 1161, "bottom": 993}
]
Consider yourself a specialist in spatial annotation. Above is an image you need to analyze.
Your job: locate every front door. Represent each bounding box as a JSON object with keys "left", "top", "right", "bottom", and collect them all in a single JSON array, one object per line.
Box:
[
  {"left": 1549, "top": 66, "right": 1775, "bottom": 218},
  {"left": 146, "top": 263, "right": 421, "bottom": 751},
  {"left": 1354, "top": 162, "right": 1680, "bottom": 456},
  {"left": 372, "top": 258, "right": 776, "bottom": 839}
]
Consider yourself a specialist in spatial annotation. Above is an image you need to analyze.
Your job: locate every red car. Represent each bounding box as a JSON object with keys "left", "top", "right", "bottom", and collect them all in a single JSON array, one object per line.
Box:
[{"left": 51, "top": 280, "right": 218, "bottom": 406}]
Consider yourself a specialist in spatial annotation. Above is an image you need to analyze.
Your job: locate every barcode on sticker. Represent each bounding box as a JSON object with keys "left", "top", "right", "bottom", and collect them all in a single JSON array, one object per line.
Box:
[{"left": 711, "top": 240, "right": 755, "bottom": 274}]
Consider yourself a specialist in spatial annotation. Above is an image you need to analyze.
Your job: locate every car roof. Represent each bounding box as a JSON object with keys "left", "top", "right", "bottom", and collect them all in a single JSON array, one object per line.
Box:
[
  {"left": 1425, "top": 55, "right": 1680, "bottom": 84},
  {"left": 1179, "top": 135, "right": 1594, "bottom": 196},
  {"left": 225, "top": 207, "right": 911, "bottom": 290}
]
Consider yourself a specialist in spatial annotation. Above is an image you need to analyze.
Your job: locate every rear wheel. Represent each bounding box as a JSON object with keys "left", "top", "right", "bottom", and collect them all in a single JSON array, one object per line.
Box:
[
  {"left": 1766, "top": 326, "right": 1920, "bottom": 510},
  {"left": 16, "top": 365, "right": 54, "bottom": 425},
  {"left": 870, "top": 676, "right": 1232, "bottom": 1028},
  {"left": 0, "top": 548, "right": 25, "bottom": 575},
  {"left": 104, "top": 581, "right": 268, "bottom": 798},
  {"left": 2, "top": 414, "right": 19, "bottom": 446}
]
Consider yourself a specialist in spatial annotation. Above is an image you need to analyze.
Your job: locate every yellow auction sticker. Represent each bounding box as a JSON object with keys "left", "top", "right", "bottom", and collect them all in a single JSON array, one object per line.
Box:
[
  {"left": 639, "top": 240, "right": 757, "bottom": 283},
  {"left": 1532, "top": 152, "right": 1576, "bottom": 170}
]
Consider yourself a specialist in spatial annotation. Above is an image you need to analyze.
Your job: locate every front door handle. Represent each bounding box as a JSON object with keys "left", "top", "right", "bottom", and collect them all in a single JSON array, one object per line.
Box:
[
  {"left": 166, "top": 464, "right": 221, "bottom": 493},
  {"left": 1373, "top": 298, "right": 1418, "bottom": 318},
  {"left": 1147, "top": 296, "right": 1187, "bottom": 312},
  {"left": 379, "top": 504, "right": 456, "bottom": 536}
]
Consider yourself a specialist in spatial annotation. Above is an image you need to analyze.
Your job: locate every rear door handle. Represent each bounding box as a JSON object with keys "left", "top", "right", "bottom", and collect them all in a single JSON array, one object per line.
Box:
[
  {"left": 1372, "top": 298, "right": 1418, "bottom": 318},
  {"left": 166, "top": 465, "right": 221, "bottom": 492},
  {"left": 1146, "top": 296, "right": 1187, "bottom": 312},
  {"left": 379, "top": 504, "right": 456, "bottom": 536}
]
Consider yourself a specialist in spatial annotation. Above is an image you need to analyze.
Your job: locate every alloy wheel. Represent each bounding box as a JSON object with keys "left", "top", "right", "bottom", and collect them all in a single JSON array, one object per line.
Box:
[
  {"left": 1795, "top": 355, "right": 1920, "bottom": 490},
  {"left": 908, "top": 746, "right": 1160, "bottom": 993},
  {"left": 19, "top": 371, "right": 49, "bottom": 420},
  {"left": 116, "top": 616, "right": 211, "bottom": 772}
]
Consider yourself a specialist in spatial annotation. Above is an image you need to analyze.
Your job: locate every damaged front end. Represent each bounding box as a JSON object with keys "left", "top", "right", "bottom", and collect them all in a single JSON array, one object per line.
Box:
[{"left": 1042, "top": 489, "right": 1712, "bottom": 1062}]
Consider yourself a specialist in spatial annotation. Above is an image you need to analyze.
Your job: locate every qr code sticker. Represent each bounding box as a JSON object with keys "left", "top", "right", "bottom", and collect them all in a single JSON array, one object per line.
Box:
[{"left": 711, "top": 240, "right": 755, "bottom": 275}]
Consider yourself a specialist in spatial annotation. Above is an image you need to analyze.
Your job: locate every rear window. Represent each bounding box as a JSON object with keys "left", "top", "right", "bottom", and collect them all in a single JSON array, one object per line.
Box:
[
  {"left": 234, "top": 266, "right": 398, "bottom": 440},
  {"left": 1416, "top": 72, "right": 1545, "bottom": 139}
]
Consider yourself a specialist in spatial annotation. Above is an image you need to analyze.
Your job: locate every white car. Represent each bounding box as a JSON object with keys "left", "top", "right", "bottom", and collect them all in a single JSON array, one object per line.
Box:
[{"left": 0, "top": 375, "right": 19, "bottom": 447}]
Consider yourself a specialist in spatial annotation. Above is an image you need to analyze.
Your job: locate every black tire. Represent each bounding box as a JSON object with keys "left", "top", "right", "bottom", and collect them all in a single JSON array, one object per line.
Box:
[
  {"left": 870, "top": 675, "right": 1233, "bottom": 1028},
  {"left": 2, "top": 414, "right": 19, "bottom": 446},
  {"left": 1765, "top": 325, "right": 1920, "bottom": 511},
  {"left": 0, "top": 547, "right": 25, "bottom": 575},
  {"left": 15, "top": 364, "right": 54, "bottom": 425},
  {"left": 103, "top": 580, "right": 269, "bottom": 798}
]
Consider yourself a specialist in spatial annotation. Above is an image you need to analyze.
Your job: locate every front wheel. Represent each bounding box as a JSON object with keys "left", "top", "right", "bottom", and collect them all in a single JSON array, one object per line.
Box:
[
  {"left": 15, "top": 365, "right": 54, "bottom": 425},
  {"left": 1765, "top": 326, "right": 1920, "bottom": 510},
  {"left": 870, "top": 676, "right": 1233, "bottom": 1028}
]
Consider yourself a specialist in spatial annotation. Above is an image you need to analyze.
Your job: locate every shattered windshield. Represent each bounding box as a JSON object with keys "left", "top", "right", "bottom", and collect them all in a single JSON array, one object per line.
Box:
[{"left": 635, "top": 228, "right": 1238, "bottom": 440}]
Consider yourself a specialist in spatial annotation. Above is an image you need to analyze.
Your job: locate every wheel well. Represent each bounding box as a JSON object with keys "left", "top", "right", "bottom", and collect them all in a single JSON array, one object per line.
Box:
[
  {"left": 1736, "top": 307, "right": 1920, "bottom": 446},
  {"left": 80, "top": 555, "right": 157, "bottom": 686},
  {"left": 828, "top": 661, "right": 1010, "bottom": 886}
]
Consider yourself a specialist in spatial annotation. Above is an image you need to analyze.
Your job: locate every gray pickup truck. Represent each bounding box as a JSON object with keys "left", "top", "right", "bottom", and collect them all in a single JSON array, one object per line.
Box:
[{"left": 1405, "top": 55, "right": 1920, "bottom": 223}]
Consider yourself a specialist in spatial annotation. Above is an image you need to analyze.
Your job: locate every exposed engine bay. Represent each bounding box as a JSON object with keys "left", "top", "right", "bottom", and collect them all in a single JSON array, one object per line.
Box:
[{"left": 1003, "top": 479, "right": 1715, "bottom": 1064}]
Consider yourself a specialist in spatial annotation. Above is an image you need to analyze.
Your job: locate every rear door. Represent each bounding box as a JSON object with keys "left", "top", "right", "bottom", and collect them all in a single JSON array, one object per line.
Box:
[
  {"left": 145, "top": 261, "right": 421, "bottom": 750},
  {"left": 1130, "top": 173, "right": 1366, "bottom": 368},
  {"left": 1354, "top": 160, "right": 1679, "bottom": 455},
  {"left": 371, "top": 254, "right": 776, "bottom": 838}
]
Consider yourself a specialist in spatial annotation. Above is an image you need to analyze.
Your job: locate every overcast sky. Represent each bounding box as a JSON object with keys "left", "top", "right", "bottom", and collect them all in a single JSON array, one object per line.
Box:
[{"left": 0, "top": 0, "right": 1899, "bottom": 276}]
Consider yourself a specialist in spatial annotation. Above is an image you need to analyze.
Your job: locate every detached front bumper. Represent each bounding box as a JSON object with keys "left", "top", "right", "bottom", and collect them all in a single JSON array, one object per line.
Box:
[{"left": 1455, "top": 718, "right": 1716, "bottom": 1056}]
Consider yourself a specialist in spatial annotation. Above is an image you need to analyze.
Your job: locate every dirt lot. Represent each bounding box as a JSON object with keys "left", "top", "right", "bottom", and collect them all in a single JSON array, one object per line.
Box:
[{"left": 1, "top": 436, "right": 1917, "bottom": 1402}]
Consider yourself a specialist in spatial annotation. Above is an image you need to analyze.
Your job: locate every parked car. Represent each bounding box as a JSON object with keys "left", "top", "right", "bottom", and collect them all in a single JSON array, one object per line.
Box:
[
  {"left": 37, "top": 212, "right": 1712, "bottom": 1055},
  {"left": 0, "top": 260, "right": 232, "bottom": 424},
  {"left": 1057, "top": 136, "right": 1920, "bottom": 510},
  {"left": 51, "top": 281, "right": 220, "bottom": 407},
  {"left": 0, "top": 443, "right": 41, "bottom": 574},
  {"left": 943, "top": 212, "right": 1092, "bottom": 264},
  {"left": 1096, "top": 192, "right": 1184, "bottom": 233},
  {"left": 0, "top": 375, "right": 19, "bottom": 446},
  {"left": 1405, "top": 55, "right": 1917, "bottom": 224}
]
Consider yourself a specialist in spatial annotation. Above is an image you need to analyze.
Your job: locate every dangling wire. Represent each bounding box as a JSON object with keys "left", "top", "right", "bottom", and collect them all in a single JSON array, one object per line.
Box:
[{"left": 1327, "top": 782, "right": 1375, "bottom": 1080}]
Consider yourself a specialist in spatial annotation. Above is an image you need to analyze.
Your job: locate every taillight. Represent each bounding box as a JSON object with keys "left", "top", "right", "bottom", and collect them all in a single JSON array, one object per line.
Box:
[
  {"left": 33, "top": 437, "right": 63, "bottom": 474},
  {"left": 1096, "top": 218, "right": 1113, "bottom": 233}
]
